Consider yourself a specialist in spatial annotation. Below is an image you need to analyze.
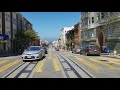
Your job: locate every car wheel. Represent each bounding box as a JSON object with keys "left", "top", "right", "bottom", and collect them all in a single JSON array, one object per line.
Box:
[
  {"left": 85, "top": 52, "right": 88, "bottom": 56},
  {"left": 23, "top": 60, "right": 26, "bottom": 62}
]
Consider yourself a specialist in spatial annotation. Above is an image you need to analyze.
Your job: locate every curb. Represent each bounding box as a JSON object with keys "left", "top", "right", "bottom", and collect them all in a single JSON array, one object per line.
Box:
[{"left": 102, "top": 55, "right": 120, "bottom": 59}]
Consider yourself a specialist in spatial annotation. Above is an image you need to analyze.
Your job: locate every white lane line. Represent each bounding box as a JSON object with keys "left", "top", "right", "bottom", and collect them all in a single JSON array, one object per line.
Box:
[
  {"left": 6, "top": 62, "right": 30, "bottom": 78},
  {"left": 18, "top": 73, "right": 29, "bottom": 78},
  {"left": 25, "top": 64, "right": 35, "bottom": 71}
]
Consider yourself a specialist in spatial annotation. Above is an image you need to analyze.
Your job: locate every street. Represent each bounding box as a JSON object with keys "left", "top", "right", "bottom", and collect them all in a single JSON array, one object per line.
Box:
[{"left": 0, "top": 47, "right": 120, "bottom": 78}]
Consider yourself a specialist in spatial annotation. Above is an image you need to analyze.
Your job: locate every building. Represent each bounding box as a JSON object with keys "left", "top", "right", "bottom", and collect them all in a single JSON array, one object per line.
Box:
[
  {"left": 74, "top": 22, "right": 81, "bottom": 48},
  {"left": 81, "top": 12, "right": 97, "bottom": 47},
  {"left": 81, "top": 12, "right": 120, "bottom": 53},
  {"left": 0, "top": 12, "right": 3, "bottom": 54},
  {"left": 17, "top": 13, "right": 23, "bottom": 32},
  {"left": 65, "top": 29, "right": 74, "bottom": 50},
  {"left": 11, "top": 12, "right": 17, "bottom": 53},
  {"left": 59, "top": 26, "right": 74, "bottom": 49},
  {"left": 0, "top": 12, "right": 2, "bottom": 34},
  {"left": 31, "top": 39, "right": 40, "bottom": 46},
  {"left": 0, "top": 12, "right": 33, "bottom": 54},
  {"left": 4, "top": 12, "right": 11, "bottom": 53}
]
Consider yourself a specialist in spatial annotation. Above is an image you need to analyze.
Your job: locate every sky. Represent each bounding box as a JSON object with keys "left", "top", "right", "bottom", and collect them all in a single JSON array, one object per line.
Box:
[{"left": 21, "top": 12, "right": 80, "bottom": 42}]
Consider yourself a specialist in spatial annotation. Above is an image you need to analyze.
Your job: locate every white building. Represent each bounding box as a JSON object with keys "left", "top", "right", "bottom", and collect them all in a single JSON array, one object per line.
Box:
[{"left": 59, "top": 26, "right": 74, "bottom": 49}]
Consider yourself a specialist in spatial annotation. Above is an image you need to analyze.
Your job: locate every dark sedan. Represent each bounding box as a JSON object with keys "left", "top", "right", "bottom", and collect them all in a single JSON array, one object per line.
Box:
[
  {"left": 80, "top": 45, "right": 101, "bottom": 56},
  {"left": 43, "top": 47, "right": 48, "bottom": 54}
]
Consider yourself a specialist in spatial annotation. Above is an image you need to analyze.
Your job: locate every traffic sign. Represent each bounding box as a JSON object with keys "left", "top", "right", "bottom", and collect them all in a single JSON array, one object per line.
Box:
[{"left": 0, "top": 34, "right": 9, "bottom": 40}]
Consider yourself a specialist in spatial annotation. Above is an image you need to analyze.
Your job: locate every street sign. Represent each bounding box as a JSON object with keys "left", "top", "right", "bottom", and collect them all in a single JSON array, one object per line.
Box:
[
  {"left": 0, "top": 34, "right": 9, "bottom": 43},
  {"left": 0, "top": 34, "right": 9, "bottom": 40}
]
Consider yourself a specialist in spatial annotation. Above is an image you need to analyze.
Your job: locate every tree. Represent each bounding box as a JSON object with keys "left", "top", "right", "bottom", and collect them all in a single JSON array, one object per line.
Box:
[{"left": 15, "top": 30, "right": 40, "bottom": 51}]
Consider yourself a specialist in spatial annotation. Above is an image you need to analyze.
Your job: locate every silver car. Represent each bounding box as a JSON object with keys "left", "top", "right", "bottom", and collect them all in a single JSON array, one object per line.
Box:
[
  {"left": 72, "top": 48, "right": 81, "bottom": 54},
  {"left": 22, "top": 46, "right": 45, "bottom": 61}
]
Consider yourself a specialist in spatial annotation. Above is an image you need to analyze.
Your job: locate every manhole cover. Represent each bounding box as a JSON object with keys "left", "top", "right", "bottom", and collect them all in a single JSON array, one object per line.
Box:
[
  {"left": 65, "top": 68, "right": 71, "bottom": 71},
  {"left": 100, "top": 60, "right": 108, "bottom": 62}
]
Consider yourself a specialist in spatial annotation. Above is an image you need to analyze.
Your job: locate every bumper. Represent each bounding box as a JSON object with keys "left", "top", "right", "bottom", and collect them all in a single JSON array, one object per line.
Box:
[
  {"left": 88, "top": 51, "right": 101, "bottom": 55},
  {"left": 22, "top": 54, "right": 41, "bottom": 60}
]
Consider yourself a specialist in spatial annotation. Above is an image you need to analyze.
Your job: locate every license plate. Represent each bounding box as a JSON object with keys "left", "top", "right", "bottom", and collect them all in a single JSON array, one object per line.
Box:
[
  {"left": 94, "top": 50, "right": 97, "bottom": 51},
  {"left": 27, "top": 56, "right": 31, "bottom": 58}
]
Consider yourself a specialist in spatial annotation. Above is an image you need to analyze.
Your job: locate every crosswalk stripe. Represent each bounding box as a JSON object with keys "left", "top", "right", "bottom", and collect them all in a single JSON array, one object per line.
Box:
[
  {"left": 35, "top": 60, "right": 46, "bottom": 73},
  {"left": 89, "top": 58, "right": 120, "bottom": 70},
  {"left": 0, "top": 60, "right": 21, "bottom": 72},
  {"left": 51, "top": 53, "right": 61, "bottom": 71},
  {"left": 75, "top": 58, "right": 100, "bottom": 70},
  {"left": 0, "top": 60, "right": 9, "bottom": 64}
]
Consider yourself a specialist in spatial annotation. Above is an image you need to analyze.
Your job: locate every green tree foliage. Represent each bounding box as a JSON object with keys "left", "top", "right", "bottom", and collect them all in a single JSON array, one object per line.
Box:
[{"left": 15, "top": 30, "right": 40, "bottom": 49}]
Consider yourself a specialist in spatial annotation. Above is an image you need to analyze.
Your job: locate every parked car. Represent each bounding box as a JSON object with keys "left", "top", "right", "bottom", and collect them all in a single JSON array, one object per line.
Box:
[
  {"left": 55, "top": 47, "right": 59, "bottom": 51},
  {"left": 72, "top": 48, "right": 81, "bottom": 54},
  {"left": 43, "top": 47, "right": 48, "bottom": 54},
  {"left": 80, "top": 45, "right": 101, "bottom": 56},
  {"left": 22, "top": 46, "right": 45, "bottom": 61}
]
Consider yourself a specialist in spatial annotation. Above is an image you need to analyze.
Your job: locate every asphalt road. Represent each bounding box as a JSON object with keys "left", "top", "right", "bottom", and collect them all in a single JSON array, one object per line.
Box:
[{"left": 0, "top": 48, "right": 120, "bottom": 78}]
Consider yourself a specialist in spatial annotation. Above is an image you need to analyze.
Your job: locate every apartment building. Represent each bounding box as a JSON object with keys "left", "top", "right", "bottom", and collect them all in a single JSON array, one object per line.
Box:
[
  {"left": 0, "top": 12, "right": 2, "bottom": 34},
  {"left": 0, "top": 12, "right": 3, "bottom": 53},
  {"left": 81, "top": 12, "right": 120, "bottom": 53},
  {"left": 74, "top": 22, "right": 81, "bottom": 48},
  {"left": 0, "top": 12, "right": 33, "bottom": 54},
  {"left": 59, "top": 26, "right": 74, "bottom": 49}
]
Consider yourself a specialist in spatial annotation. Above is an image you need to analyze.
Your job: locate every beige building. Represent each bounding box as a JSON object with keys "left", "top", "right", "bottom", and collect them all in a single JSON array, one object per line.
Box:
[{"left": 81, "top": 12, "right": 120, "bottom": 53}]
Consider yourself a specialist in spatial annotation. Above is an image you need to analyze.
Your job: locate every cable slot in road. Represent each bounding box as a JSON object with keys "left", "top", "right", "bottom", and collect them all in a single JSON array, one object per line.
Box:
[
  {"left": 55, "top": 52, "right": 95, "bottom": 78},
  {"left": 3, "top": 61, "right": 38, "bottom": 78}
]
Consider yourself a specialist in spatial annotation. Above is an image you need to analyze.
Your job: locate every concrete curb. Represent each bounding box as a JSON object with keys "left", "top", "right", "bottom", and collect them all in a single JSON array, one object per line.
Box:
[{"left": 102, "top": 55, "right": 120, "bottom": 59}]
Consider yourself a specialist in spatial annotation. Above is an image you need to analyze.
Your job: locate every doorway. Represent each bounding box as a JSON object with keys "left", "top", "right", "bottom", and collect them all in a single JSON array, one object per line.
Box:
[{"left": 98, "top": 31, "right": 104, "bottom": 52}]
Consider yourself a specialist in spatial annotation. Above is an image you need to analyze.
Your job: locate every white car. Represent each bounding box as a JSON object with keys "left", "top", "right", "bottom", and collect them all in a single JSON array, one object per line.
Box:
[{"left": 22, "top": 46, "right": 45, "bottom": 61}]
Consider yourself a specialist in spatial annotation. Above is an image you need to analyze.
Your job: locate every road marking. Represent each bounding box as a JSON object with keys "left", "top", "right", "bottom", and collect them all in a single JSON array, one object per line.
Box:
[
  {"left": 99, "top": 57, "right": 120, "bottom": 65},
  {"left": 75, "top": 58, "right": 100, "bottom": 70},
  {"left": 48, "top": 50, "right": 51, "bottom": 59},
  {"left": 0, "top": 60, "right": 21, "bottom": 72},
  {"left": 35, "top": 60, "right": 46, "bottom": 72},
  {"left": 18, "top": 73, "right": 29, "bottom": 78},
  {"left": 51, "top": 53, "right": 61, "bottom": 71},
  {"left": 52, "top": 59, "right": 61, "bottom": 71},
  {"left": 25, "top": 64, "right": 35, "bottom": 71},
  {"left": 0, "top": 60, "right": 9, "bottom": 64},
  {"left": 89, "top": 58, "right": 120, "bottom": 70},
  {"left": 6, "top": 62, "right": 29, "bottom": 78}
]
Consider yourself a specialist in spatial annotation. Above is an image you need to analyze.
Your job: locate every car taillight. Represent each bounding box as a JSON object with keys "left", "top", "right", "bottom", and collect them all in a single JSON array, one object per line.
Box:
[
  {"left": 98, "top": 48, "right": 101, "bottom": 52},
  {"left": 88, "top": 48, "right": 92, "bottom": 51}
]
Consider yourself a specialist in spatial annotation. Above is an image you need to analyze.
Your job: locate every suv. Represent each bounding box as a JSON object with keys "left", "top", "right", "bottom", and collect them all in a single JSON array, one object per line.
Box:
[{"left": 80, "top": 45, "right": 101, "bottom": 56}]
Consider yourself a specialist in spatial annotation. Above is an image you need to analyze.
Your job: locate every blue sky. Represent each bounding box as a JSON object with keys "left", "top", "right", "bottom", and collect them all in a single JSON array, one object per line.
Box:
[{"left": 21, "top": 12, "right": 80, "bottom": 41}]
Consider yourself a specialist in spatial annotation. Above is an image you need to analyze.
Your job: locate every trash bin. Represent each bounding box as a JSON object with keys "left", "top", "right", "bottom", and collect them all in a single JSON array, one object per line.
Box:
[{"left": 105, "top": 46, "right": 110, "bottom": 53}]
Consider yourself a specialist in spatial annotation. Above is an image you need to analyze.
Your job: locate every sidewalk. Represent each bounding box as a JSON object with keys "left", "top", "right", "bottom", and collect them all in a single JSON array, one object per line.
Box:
[{"left": 0, "top": 52, "right": 22, "bottom": 57}]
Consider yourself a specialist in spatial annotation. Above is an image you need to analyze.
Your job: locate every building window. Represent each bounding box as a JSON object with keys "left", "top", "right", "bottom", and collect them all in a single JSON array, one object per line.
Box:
[
  {"left": 89, "top": 18, "right": 91, "bottom": 25},
  {"left": 107, "top": 26, "right": 113, "bottom": 36},
  {"left": 92, "top": 17, "right": 94, "bottom": 23},
  {"left": 101, "top": 12, "right": 105, "bottom": 19},
  {"left": 97, "top": 13, "right": 101, "bottom": 21}
]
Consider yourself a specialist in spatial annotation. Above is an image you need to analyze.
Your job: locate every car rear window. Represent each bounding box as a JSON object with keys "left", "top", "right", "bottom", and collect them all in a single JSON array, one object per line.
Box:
[{"left": 89, "top": 46, "right": 99, "bottom": 49}]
